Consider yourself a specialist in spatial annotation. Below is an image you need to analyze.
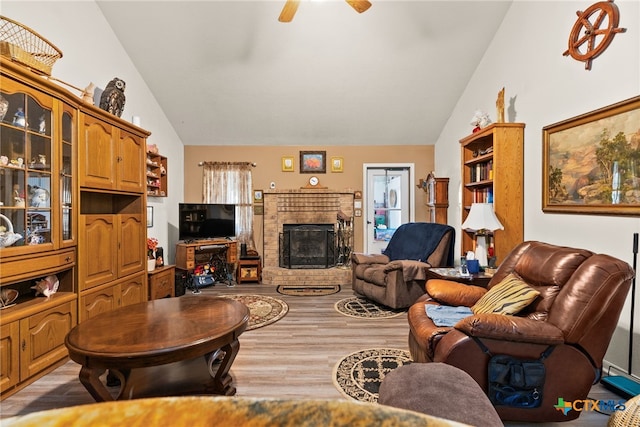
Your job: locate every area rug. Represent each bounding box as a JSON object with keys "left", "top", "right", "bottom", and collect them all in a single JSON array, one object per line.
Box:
[
  {"left": 334, "top": 297, "right": 406, "bottom": 319},
  {"left": 277, "top": 285, "right": 341, "bottom": 297},
  {"left": 220, "top": 294, "right": 288, "bottom": 330},
  {"left": 333, "top": 348, "right": 412, "bottom": 403}
]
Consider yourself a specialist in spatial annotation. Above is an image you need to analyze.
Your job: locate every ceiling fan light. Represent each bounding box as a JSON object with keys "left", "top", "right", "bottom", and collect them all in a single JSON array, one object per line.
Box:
[
  {"left": 346, "top": 0, "right": 372, "bottom": 14},
  {"left": 279, "top": 0, "right": 300, "bottom": 22}
]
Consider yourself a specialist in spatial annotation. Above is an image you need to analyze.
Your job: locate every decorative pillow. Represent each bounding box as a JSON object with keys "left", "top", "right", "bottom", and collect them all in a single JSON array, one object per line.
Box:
[
  {"left": 426, "top": 279, "right": 487, "bottom": 307},
  {"left": 471, "top": 273, "right": 540, "bottom": 315}
]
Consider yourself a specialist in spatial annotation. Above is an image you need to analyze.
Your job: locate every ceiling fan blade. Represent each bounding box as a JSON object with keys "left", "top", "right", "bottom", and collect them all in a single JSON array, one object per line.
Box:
[
  {"left": 346, "top": 0, "right": 372, "bottom": 14},
  {"left": 279, "top": 0, "right": 300, "bottom": 22}
]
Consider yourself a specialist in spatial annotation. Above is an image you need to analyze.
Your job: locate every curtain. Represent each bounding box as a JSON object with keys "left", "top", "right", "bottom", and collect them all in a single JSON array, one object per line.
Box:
[{"left": 202, "top": 162, "right": 255, "bottom": 250}]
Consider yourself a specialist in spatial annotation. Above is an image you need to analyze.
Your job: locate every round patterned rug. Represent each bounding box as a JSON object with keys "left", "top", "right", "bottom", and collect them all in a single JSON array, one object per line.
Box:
[
  {"left": 333, "top": 348, "right": 412, "bottom": 403},
  {"left": 220, "top": 294, "right": 288, "bottom": 330},
  {"left": 334, "top": 297, "right": 406, "bottom": 319}
]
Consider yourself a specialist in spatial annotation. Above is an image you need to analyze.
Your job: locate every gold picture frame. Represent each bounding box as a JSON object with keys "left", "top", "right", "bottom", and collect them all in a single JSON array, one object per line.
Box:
[
  {"left": 542, "top": 96, "right": 640, "bottom": 216},
  {"left": 331, "top": 156, "right": 344, "bottom": 173},
  {"left": 253, "top": 190, "right": 263, "bottom": 204},
  {"left": 282, "top": 156, "right": 294, "bottom": 172}
]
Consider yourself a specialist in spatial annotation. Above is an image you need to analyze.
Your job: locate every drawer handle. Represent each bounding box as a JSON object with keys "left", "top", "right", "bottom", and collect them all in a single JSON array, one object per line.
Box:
[{"left": 65, "top": 257, "right": 71, "bottom": 262}]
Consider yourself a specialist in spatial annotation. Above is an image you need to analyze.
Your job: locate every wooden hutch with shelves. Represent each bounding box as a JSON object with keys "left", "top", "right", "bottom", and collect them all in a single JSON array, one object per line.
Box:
[
  {"left": 0, "top": 59, "right": 78, "bottom": 399},
  {"left": 0, "top": 58, "right": 150, "bottom": 399},
  {"left": 460, "top": 123, "right": 524, "bottom": 265},
  {"left": 146, "top": 151, "right": 167, "bottom": 197}
]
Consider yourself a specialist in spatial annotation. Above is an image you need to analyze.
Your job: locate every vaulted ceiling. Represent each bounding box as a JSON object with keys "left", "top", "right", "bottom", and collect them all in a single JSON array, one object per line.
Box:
[{"left": 97, "top": 1, "right": 512, "bottom": 146}]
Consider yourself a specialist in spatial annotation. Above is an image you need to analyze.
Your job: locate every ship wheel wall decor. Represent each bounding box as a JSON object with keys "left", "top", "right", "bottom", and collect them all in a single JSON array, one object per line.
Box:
[{"left": 563, "top": 0, "right": 626, "bottom": 70}]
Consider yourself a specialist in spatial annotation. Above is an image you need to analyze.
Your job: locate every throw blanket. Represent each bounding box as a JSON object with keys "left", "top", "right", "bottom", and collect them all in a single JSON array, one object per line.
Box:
[
  {"left": 383, "top": 223, "right": 455, "bottom": 265},
  {"left": 426, "top": 305, "right": 473, "bottom": 327},
  {"left": 384, "top": 260, "right": 431, "bottom": 281}
]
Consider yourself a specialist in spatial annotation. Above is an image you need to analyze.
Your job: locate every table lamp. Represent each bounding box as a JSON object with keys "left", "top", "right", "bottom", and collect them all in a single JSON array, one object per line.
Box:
[{"left": 461, "top": 203, "right": 504, "bottom": 267}]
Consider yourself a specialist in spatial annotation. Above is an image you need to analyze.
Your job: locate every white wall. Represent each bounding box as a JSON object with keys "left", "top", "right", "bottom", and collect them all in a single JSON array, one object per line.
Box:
[
  {"left": 2, "top": 1, "right": 185, "bottom": 262},
  {"left": 435, "top": 1, "right": 640, "bottom": 374}
]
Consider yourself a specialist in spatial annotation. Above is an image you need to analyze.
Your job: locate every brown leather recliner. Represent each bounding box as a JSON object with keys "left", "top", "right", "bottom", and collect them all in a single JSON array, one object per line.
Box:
[
  {"left": 407, "top": 241, "right": 634, "bottom": 422},
  {"left": 351, "top": 222, "right": 455, "bottom": 309}
]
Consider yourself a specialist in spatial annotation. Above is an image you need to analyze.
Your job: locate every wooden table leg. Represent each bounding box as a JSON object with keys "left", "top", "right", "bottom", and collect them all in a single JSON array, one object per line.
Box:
[
  {"left": 207, "top": 339, "right": 240, "bottom": 395},
  {"left": 78, "top": 366, "right": 113, "bottom": 402},
  {"left": 79, "top": 366, "right": 133, "bottom": 402}
]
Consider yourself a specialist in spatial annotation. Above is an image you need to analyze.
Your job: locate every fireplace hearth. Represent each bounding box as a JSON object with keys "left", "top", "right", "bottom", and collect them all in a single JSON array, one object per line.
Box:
[{"left": 280, "top": 224, "right": 336, "bottom": 269}]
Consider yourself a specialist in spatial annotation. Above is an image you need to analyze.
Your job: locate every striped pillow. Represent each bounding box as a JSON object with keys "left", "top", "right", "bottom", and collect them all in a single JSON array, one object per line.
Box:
[{"left": 471, "top": 273, "right": 540, "bottom": 315}]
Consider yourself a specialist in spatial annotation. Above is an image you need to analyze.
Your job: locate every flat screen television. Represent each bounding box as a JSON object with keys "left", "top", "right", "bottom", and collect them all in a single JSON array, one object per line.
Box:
[{"left": 178, "top": 203, "right": 236, "bottom": 241}]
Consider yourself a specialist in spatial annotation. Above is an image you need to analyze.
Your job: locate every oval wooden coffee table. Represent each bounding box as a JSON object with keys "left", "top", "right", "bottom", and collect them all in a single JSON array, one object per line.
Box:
[{"left": 65, "top": 295, "right": 249, "bottom": 402}]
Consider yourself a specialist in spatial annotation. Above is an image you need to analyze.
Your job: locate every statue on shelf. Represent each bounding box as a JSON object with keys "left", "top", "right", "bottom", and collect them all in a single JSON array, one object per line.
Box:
[
  {"left": 81, "top": 82, "right": 96, "bottom": 105},
  {"left": 99, "top": 77, "right": 126, "bottom": 117},
  {"left": 496, "top": 87, "right": 505, "bottom": 123},
  {"left": 470, "top": 110, "right": 491, "bottom": 133}
]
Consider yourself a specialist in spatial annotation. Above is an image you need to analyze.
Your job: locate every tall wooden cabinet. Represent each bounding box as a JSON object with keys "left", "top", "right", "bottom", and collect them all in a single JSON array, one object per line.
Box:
[
  {"left": 0, "top": 59, "right": 78, "bottom": 399},
  {"left": 78, "top": 108, "right": 149, "bottom": 322},
  {"left": 423, "top": 173, "right": 449, "bottom": 224},
  {"left": 460, "top": 123, "right": 525, "bottom": 265}
]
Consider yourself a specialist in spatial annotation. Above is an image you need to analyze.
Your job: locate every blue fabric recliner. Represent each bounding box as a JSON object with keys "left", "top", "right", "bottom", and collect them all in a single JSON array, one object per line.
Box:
[{"left": 350, "top": 223, "right": 455, "bottom": 309}]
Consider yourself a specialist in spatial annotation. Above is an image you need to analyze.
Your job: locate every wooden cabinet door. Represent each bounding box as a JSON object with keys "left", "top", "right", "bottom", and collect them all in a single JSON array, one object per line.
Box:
[
  {"left": 0, "top": 322, "right": 20, "bottom": 393},
  {"left": 149, "top": 267, "right": 175, "bottom": 300},
  {"left": 119, "top": 213, "right": 145, "bottom": 277},
  {"left": 79, "top": 214, "right": 118, "bottom": 290},
  {"left": 79, "top": 285, "right": 118, "bottom": 322},
  {"left": 79, "top": 115, "right": 116, "bottom": 190},
  {"left": 19, "top": 301, "right": 76, "bottom": 380},
  {"left": 118, "top": 130, "right": 145, "bottom": 193},
  {"left": 120, "top": 273, "right": 146, "bottom": 307}
]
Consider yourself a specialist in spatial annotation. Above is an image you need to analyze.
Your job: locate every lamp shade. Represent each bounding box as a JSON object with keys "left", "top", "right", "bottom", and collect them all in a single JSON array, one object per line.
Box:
[{"left": 461, "top": 203, "right": 504, "bottom": 232}]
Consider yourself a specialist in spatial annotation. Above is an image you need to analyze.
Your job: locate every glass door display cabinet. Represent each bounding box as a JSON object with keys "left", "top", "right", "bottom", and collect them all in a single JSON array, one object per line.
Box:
[
  {"left": 0, "top": 78, "right": 74, "bottom": 253},
  {"left": 0, "top": 59, "right": 77, "bottom": 400}
]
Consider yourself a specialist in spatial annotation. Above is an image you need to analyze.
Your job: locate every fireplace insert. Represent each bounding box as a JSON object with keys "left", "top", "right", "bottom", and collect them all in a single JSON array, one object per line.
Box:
[{"left": 279, "top": 224, "right": 336, "bottom": 269}]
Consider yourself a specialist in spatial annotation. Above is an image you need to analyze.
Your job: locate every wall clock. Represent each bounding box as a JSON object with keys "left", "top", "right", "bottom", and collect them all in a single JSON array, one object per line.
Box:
[{"left": 563, "top": 0, "right": 626, "bottom": 70}]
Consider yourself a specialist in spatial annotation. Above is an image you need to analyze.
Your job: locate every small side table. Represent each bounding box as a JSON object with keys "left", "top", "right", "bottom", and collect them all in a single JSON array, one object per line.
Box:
[
  {"left": 426, "top": 267, "right": 492, "bottom": 288},
  {"left": 148, "top": 265, "right": 176, "bottom": 299},
  {"left": 236, "top": 258, "right": 261, "bottom": 284}
]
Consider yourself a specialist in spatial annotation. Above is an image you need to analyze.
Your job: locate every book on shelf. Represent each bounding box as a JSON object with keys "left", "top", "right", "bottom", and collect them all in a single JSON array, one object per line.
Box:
[
  {"left": 471, "top": 187, "right": 494, "bottom": 203},
  {"left": 469, "top": 160, "right": 493, "bottom": 183}
]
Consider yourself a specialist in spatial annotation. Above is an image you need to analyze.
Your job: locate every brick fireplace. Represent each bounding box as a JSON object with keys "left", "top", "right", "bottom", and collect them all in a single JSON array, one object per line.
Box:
[{"left": 262, "top": 189, "right": 354, "bottom": 286}]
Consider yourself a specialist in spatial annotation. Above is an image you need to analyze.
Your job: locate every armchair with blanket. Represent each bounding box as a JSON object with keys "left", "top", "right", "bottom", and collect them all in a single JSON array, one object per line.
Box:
[
  {"left": 351, "top": 222, "right": 455, "bottom": 309},
  {"left": 407, "top": 240, "right": 634, "bottom": 422}
]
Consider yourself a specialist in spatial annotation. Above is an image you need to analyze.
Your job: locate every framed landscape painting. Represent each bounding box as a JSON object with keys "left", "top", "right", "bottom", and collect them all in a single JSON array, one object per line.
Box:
[
  {"left": 300, "top": 151, "right": 326, "bottom": 173},
  {"left": 542, "top": 96, "right": 640, "bottom": 216}
]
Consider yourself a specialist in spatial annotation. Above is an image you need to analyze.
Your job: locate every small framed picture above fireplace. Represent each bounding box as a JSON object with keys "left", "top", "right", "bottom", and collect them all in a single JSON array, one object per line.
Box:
[{"left": 300, "top": 151, "right": 326, "bottom": 174}]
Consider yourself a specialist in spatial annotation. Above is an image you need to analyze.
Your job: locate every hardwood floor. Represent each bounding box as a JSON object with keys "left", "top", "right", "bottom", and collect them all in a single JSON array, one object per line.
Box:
[{"left": 0, "top": 283, "right": 619, "bottom": 426}]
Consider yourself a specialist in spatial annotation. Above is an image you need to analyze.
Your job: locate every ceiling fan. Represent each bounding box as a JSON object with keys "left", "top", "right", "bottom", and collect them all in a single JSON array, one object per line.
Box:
[{"left": 278, "top": 0, "right": 372, "bottom": 22}]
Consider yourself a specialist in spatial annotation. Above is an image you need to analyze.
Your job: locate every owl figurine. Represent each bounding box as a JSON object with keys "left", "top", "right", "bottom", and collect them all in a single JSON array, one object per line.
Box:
[{"left": 99, "top": 77, "right": 126, "bottom": 117}]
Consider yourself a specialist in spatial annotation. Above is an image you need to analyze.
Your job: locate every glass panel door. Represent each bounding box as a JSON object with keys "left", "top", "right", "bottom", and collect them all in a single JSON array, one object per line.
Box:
[
  {"left": 366, "top": 167, "right": 410, "bottom": 254},
  {"left": 60, "top": 108, "right": 74, "bottom": 243},
  {"left": 0, "top": 87, "right": 53, "bottom": 248}
]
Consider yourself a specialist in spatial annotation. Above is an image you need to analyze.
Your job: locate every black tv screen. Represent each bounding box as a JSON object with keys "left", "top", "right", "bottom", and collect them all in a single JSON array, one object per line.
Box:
[{"left": 179, "top": 203, "right": 236, "bottom": 241}]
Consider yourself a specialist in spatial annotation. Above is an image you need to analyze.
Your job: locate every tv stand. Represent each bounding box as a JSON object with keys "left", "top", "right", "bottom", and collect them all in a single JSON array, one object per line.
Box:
[{"left": 175, "top": 240, "right": 238, "bottom": 287}]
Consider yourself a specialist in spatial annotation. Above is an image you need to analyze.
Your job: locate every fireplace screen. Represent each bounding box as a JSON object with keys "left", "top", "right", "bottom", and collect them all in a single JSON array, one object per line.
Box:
[{"left": 280, "top": 224, "right": 336, "bottom": 269}]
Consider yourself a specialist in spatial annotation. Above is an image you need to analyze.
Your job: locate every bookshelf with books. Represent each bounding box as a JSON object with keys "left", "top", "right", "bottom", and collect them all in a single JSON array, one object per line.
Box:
[{"left": 460, "top": 123, "right": 525, "bottom": 265}]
